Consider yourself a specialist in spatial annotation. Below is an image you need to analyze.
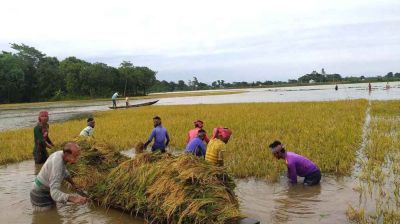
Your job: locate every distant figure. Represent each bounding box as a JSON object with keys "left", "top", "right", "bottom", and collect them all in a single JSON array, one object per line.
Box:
[
  {"left": 335, "top": 84, "right": 338, "bottom": 91},
  {"left": 79, "top": 117, "right": 95, "bottom": 137},
  {"left": 30, "top": 142, "right": 87, "bottom": 211},
  {"left": 125, "top": 96, "right": 129, "bottom": 108},
  {"left": 185, "top": 129, "right": 207, "bottom": 158},
  {"left": 112, "top": 92, "right": 119, "bottom": 108},
  {"left": 386, "top": 82, "right": 390, "bottom": 90},
  {"left": 368, "top": 83, "right": 372, "bottom": 92},
  {"left": 33, "top": 111, "right": 54, "bottom": 164},
  {"left": 269, "top": 140, "right": 321, "bottom": 186},
  {"left": 144, "top": 116, "right": 170, "bottom": 153},
  {"left": 187, "top": 120, "right": 210, "bottom": 144},
  {"left": 205, "top": 127, "right": 232, "bottom": 166}
]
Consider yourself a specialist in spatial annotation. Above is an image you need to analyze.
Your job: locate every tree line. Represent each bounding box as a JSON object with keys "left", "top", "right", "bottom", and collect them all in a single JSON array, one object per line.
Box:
[
  {"left": 1, "top": 43, "right": 399, "bottom": 103},
  {"left": 0, "top": 44, "right": 156, "bottom": 103}
]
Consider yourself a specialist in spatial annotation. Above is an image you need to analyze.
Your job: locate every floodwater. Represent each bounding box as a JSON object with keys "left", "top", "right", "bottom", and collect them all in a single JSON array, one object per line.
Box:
[
  {"left": 0, "top": 160, "right": 143, "bottom": 224},
  {"left": 0, "top": 82, "right": 394, "bottom": 223},
  {"left": 0, "top": 82, "right": 399, "bottom": 131}
]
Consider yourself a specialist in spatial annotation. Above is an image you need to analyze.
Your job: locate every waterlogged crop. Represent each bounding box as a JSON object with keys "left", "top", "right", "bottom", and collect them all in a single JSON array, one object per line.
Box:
[
  {"left": 347, "top": 100, "right": 400, "bottom": 223},
  {"left": 0, "top": 100, "right": 367, "bottom": 180}
]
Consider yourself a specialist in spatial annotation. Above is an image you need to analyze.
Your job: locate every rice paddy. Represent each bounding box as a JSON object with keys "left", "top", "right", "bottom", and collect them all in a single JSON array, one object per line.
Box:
[
  {"left": 0, "top": 100, "right": 367, "bottom": 181},
  {"left": 347, "top": 100, "right": 400, "bottom": 223}
]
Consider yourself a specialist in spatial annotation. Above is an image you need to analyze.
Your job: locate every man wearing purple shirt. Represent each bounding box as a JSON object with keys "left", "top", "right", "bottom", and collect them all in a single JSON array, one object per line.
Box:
[
  {"left": 185, "top": 129, "right": 207, "bottom": 157},
  {"left": 269, "top": 140, "right": 321, "bottom": 186},
  {"left": 144, "top": 116, "right": 170, "bottom": 153}
]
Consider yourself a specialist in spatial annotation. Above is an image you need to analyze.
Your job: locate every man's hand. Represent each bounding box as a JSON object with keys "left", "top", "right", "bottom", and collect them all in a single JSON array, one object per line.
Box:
[{"left": 68, "top": 195, "right": 87, "bottom": 205}]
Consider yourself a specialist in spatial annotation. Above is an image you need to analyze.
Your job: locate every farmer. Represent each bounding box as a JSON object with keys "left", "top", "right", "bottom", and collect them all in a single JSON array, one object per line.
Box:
[
  {"left": 125, "top": 96, "right": 129, "bottom": 108},
  {"left": 79, "top": 117, "right": 95, "bottom": 137},
  {"left": 269, "top": 140, "right": 321, "bottom": 186},
  {"left": 111, "top": 92, "right": 119, "bottom": 108},
  {"left": 185, "top": 129, "right": 207, "bottom": 158},
  {"left": 30, "top": 142, "right": 87, "bottom": 211},
  {"left": 187, "top": 120, "right": 210, "bottom": 144},
  {"left": 205, "top": 127, "right": 232, "bottom": 166},
  {"left": 33, "top": 111, "right": 54, "bottom": 164},
  {"left": 144, "top": 116, "right": 170, "bottom": 153}
]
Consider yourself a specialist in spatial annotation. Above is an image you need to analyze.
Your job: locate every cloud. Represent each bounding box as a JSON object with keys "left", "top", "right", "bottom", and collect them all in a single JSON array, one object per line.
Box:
[{"left": 1, "top": 0, "right": 399, "bottom": 82}]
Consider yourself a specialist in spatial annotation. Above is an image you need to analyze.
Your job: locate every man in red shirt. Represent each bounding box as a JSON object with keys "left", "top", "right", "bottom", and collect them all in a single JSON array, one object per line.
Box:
[{"left": 187, "top": 120, "right": 210, "bottom": 144}]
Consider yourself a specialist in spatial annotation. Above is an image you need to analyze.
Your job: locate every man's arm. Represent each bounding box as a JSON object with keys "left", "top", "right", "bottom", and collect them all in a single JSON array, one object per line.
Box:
[
  {"left": 144, "top": 129, "right": 155, "bottom": 149},
  {"left": 200, "top": 142, "right": 206, "bottom": 157},
  {"left": 165, "top": 131, "right": 170, "bottom": 147},
  {"left": 287, "top": 162, "right": 298, "bottom": 184}
]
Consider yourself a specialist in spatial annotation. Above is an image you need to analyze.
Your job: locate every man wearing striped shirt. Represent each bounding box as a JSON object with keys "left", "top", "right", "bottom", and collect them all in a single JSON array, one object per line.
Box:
[{"left": 205, "top": 127, "right": 232, "bottom": 166}]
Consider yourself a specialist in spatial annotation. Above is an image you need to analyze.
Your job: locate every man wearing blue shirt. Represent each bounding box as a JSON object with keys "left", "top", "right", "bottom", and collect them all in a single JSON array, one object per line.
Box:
[
  {"left": 144, "top": 116, "right": 170, "bottom": 153},
  {"left": 185, "top": 129, "right": 207, "bottom": 157}
]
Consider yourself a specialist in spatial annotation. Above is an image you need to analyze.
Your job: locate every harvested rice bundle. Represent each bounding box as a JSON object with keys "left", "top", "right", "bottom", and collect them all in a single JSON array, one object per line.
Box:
[{"left": 90, "top": 153, "right": 241, "bottom": 223}]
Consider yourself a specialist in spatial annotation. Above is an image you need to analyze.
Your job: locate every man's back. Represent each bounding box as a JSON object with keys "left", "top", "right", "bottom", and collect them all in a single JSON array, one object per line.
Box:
[
  {"left": 286, "top": 152, "right": 319, "bottom": 178},
  {"left": 185, "top": 137, "right": 206, "bottom": 157}
]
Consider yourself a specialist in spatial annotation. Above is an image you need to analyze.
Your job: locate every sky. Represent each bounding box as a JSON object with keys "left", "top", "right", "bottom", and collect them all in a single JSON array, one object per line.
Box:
[{"left": 1, "top": 0, "right": 399, "bottom": 83}]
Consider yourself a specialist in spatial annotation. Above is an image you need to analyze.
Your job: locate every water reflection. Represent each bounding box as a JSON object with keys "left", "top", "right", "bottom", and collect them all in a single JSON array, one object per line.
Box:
[{"left": 236, "top": 175, "right": 356, "bottom": 224}]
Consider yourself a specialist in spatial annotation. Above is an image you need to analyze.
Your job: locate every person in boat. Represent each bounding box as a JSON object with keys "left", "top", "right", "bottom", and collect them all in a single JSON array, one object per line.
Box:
[
  {"left": 269, "top": 140, "right": 321, "bottom": 186},
  {"left": 33, "top": 111, "right": 54, "bottom": 164},
  {"left": 185, "top": 129, "right": 207, "bottom": 158},
  {"left": 205, "top": 127, "right": 232, "bottom": 166},
  {"left": 79, "top": 117, "right": 95, "bottom": 137},
  {"left": 187, "top": 120, "right": 210, "bottom": 144},
  {"left": 125, "top": 96, "right": 129, "bottom": 108},
  {"left": 30, "top": 142, "right": 87, "bottom": 211},
  {"left": 111, "top": 92, "right": 119, "bottom": 108},
  {"left": 143, "top": 116, "right": 170, "bottom": 153}
]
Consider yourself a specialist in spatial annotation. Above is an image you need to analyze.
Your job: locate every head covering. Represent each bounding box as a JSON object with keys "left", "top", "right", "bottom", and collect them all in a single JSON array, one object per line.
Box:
[
  {"left": 38, "top": 111, "right": 49, "bottom": 122},
  {"left": 194, "top": 120, "right": 204, "bottom": 128},
  {"left": 212, "top": 127, "right": 232, "bottom": 139}
]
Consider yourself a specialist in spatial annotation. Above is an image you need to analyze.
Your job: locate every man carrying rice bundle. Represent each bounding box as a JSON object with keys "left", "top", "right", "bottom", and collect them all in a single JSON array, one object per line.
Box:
[
  {"left": 205, "top": 127, "right": 232, "bottom": 166},
  {"left": 144, "top": 116, "right": 170, "bottom": 153},
  {"left": 30, "top": 142, "right": 87, "bottom": 211},
  {"left": 269, "top": 140, "right": 321, "bottom": 186}
]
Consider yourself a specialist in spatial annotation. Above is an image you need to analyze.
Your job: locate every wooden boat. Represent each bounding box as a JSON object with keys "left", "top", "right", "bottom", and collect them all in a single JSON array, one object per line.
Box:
[{"left": 109, "top": 100, "right": 159, "bottom": 109}]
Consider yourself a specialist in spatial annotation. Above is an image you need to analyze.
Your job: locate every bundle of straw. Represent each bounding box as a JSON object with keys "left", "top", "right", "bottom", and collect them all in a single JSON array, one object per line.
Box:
[{"left": 69, "top": 139, "right": 242, "bottom": 223}]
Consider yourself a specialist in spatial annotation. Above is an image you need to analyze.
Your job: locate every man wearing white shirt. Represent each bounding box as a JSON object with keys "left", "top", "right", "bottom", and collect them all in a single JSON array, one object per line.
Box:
[{"left": 80, "top": 118, "right": 95, "bottom": 137}]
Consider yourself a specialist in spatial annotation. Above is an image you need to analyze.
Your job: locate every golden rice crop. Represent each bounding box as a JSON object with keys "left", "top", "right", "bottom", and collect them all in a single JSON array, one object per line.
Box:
[
  {"left": 0, "top": 100, "right": 367, "bottom": 181},
  {"left": 347, "top": 100, "right": 400, "bottom": 223}
]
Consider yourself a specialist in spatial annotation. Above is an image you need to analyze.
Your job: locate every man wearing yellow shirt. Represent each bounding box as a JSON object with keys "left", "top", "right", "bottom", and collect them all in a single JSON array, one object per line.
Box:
[{"left": 205, "top": 127, "right": 232, "bottom": 166}]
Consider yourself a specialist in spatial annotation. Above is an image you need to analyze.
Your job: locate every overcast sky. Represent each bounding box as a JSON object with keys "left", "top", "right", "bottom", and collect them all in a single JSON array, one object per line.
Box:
[{"left": 1, "top": 0, "right": 399, "bottom": 83}]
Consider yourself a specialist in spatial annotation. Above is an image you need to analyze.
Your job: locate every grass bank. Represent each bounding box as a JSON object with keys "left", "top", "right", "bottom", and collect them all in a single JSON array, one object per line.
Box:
[{"left": 0, "top": 100, "right": 367, "bottom": 181}]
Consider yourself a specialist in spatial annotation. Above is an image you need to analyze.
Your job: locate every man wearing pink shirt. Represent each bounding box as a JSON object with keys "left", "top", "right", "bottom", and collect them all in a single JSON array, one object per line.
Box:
[{"left": 187, "top": 120, "right": 210, "bottom": 144}]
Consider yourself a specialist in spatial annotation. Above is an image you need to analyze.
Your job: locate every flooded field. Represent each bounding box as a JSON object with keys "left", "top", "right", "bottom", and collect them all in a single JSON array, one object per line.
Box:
[
  {"left": 0, "top": 83, "right": 399, "bottom": 223},
  {"left": 0, "top": 82, "right": 399, "bottom": 131}
]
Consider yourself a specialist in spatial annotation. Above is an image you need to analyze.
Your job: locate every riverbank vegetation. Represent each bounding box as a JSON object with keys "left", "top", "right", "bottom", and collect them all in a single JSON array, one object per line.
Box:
[
  {"left": 1, "top": 43, "right": 398, "bottom": 104},
  {"left": 347, "top": 100, "right": 400, "bottom": 223},
  {"left": 0, "top": 100, "right": 367, "bottom": 181}
]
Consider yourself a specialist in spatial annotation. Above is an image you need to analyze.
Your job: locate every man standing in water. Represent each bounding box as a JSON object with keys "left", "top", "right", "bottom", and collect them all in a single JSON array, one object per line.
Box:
[
  {"left": 30, "top": 142, "right": 87, "bottom": 211},
  {"left": 205, "top": 127, "right": 232, "bottom": 166},
  {"left": 33, "top": 111, "right": 54, "bottom": 164},
  {"left": 269, "top": 140, "right": 321, "bottom": 186},
  {"left": 144, "top": 116, "right": 170, "bottom": 153},
  {"left": 111, "top": 92, "right": 119, "bottom": 108},
  {"left": 79, "top": 117, "right": 95, "bottom": 137}
]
